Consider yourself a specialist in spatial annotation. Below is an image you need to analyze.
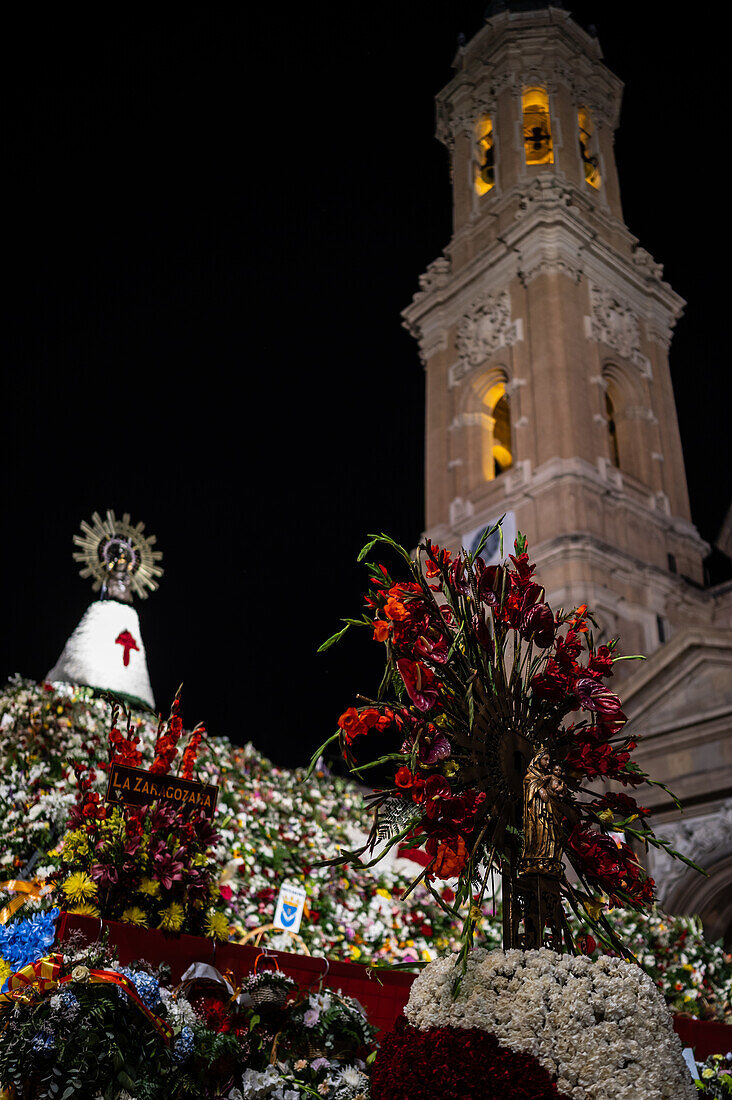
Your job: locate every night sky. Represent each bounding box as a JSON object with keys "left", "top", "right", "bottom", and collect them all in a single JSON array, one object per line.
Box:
[{"left": 3, "top": 3, "right": 729, "bottom": 766}]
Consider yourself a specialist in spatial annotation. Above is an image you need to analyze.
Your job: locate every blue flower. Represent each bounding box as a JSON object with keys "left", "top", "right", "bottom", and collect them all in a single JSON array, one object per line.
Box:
[
  {"left": 32, "top": 1030, "right": 56, "bottom": 1055},
  {"left": 116, "top": 967, "right": 162, "bottom": 1011},
  {"left": 0, "top": 909, "right": 60, "bottom": 974},
  {"left": 173, "top": 1025, "right": 194, "bottom": 1064}
]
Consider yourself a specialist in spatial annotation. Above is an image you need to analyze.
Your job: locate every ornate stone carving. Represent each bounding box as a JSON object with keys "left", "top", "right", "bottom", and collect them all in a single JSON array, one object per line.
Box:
[
  {"left": 455, "top": 290, "right": 521, "bottom": 370},
  {"left": 632, "top": 246, "right": 664, "bottom": 281},
  {"left": 653, "top": 800, "right": 732, "bottom": 905},
  {"left": 436, "top": 94, "right": 497, "bottom": 148},
  {"left": 586, "top": 283, "right": 651, "bottom": 374},
  {"left": 515, "top": 177, "right": 573, "bottom": 218},
  {"left": 418, "top": 256, "right": 451, "bottom": 294}
]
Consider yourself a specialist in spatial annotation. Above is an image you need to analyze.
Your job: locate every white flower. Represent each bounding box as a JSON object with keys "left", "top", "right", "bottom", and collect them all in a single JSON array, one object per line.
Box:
[{"left": 405, "top": 949, "right": 697, "bottom": 1100}]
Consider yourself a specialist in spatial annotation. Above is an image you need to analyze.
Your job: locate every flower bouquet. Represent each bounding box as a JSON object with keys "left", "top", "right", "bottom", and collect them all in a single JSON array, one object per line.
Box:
[
  {"left": 46, "top": 694, "right": 230, "bottom": 940},
  {"left": 0, "top": 937, "right": 250, "bottom": 1099},
  {"left": 283, "top": 989, "right": 375, "bottom": 1064},
  {"left": 243, "top": 959, "right": 296, "bottom": 1010},
  {"left": 312, "top": 527, "right": 701, "bottom": 1098},
  {"left": 313, "top": 527, "right": 696, "bottom": 962}
]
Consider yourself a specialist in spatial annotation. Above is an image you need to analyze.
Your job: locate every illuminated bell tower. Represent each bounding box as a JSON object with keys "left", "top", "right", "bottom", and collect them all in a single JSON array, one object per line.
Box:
[{"left": 402, "top": 2, "right": 710, "bottom": 661}]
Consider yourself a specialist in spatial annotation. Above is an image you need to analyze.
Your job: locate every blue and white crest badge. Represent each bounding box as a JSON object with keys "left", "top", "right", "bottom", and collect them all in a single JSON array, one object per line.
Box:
[{"left": 273, "top": 883, "right": 307, "bottom": 934}]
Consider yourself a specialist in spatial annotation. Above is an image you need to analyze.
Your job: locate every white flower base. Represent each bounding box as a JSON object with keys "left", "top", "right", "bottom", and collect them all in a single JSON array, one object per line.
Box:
[{"left": 404, "top": 949, "right": 696, "bottom": 1100}]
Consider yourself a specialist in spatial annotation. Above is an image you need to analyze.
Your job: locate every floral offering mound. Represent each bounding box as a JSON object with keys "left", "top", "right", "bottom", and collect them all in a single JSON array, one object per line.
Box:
[
  {"left": 403, "top": 948, "right": 696, "bottom": 1100},
  {"left": 372, "top": 1017, "right": 570, "bottom": 1100},
  {"left": 0, "top": 676, "right": 459, "bottom": 965}
]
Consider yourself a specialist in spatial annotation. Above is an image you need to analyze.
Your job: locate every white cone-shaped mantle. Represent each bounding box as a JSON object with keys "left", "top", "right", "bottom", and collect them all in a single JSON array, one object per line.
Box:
[{"left": 46, "top": 600, "right": 155, "bottom": 708}]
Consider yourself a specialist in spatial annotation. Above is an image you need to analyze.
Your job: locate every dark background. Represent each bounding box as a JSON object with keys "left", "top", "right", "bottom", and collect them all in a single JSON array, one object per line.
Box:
[{"left": 3, "top": 3, "right": 729, "bottom": 764}]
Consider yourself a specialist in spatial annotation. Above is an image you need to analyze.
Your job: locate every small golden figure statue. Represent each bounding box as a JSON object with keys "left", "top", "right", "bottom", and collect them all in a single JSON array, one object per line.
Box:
[{"left": 518, "top": 748, "right": 567, "bottom": 879}]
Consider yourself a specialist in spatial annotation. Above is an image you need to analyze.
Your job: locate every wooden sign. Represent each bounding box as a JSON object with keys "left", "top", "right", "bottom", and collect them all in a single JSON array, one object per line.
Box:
[{"left": 105, "top": 762, "right": 218, "bottom": 818}]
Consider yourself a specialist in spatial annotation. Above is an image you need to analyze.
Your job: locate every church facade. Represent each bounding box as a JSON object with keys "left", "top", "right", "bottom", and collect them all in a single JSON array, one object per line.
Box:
[{"left": 402, "top": 3, "right": 732, "bottom": 944}]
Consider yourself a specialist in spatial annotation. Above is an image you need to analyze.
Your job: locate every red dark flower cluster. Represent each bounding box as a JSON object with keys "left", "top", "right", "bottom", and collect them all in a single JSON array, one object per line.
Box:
[
  {"left": 108, "top": 723, "right": 143, "bottom": 768},
  {"left": 180, "top": 723, "right": 206, "bottom": 781},
  {"left": 371, "top": 1019, "right": 571, "bottom": 1099},
  {"left": 569, "top": 824, "right": 655, "bottom": 908},
  {"left": 564, "top": 727, "right": 639, "bottom": 783},
  {"left": 337, "top": 705, "right": 394, "bottom": 745},
  {"left": 150, "top": 695, "right": 185, "bottom": 775}
]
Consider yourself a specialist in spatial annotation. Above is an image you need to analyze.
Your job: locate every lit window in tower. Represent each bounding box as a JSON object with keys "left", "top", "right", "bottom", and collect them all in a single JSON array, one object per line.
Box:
[
  {"left": 522, "top": 87, "right": 553, "bottom": 166},
  {"left": 482, "top": 382, "right": 513, "bottom": 480},
  {"left": 578, "top": 107, "right": 601, "bottom": 189},
  {"left": 474, "top": 115, "right": 495, "bottom": 195}
]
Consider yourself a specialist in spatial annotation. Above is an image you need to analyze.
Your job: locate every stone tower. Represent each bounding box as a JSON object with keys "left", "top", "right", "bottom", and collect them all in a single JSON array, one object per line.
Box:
[
  {"left": 402, "top": 3, "right": 732, "bottom": 943},
  {"left": 402, "top": 2, "right": 708, "bottom": 662}
]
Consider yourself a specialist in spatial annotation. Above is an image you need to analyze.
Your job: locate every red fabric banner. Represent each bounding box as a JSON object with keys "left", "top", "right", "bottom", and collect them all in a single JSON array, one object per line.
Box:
[{"left": 55, "top": 912, "right": 732, "bottom": 1054}]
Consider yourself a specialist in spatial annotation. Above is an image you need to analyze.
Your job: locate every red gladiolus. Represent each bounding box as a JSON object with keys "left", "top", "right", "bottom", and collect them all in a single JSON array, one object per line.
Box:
[
  {"left": 338, "top": 707, "right": 370, "bottom": 743},
  {"left": 531, "top": 659, "right": 568, "bottom": 702},
  {"left": 588, "top": 644, "right": 614, "bottom": 678},
  {"left": 395, "top": 766, "right": 414, "bottom": 788}
]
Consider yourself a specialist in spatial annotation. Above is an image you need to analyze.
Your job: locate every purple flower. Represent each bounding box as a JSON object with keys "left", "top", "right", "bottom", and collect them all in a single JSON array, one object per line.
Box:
[
  {"left": 152, "top": 850, "right": 186, "bottom": 891},
  {"left": 304, "top": 1008, "right": 320, "bottom": 1028},
  {"left": 90, "top": 863, "right": 118, "bottom": 888}
]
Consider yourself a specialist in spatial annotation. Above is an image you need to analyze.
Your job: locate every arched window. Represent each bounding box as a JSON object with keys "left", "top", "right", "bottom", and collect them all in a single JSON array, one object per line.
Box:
[
  {"left": 578, "top": 107, "right": 601, "bottom": 189},
  {"left": 474, "top": 115, "right": 495, "bottom": 195},
  {"left": 605, "top": 390, "right": 620, "bottom": 467},
  {"left": 522, "top": 87, "right": 553, "bottom": 166},
  {"left": 482, "top": 381, "right": 513, "bottom": 480}
]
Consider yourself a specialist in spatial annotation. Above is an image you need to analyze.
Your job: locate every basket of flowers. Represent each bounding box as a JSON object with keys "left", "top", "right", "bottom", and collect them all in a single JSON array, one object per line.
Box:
[
  {"left": 242, "top": 955, "right": 295, "bottom": 1010},
  {"left": 286, "top": 989, "right": 375, "bottom": 1063}
]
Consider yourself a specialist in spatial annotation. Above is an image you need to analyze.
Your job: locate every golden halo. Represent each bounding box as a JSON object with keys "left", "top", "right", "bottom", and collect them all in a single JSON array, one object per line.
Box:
[{"left": 72, "top": 509, "right": 163, "bottom": 599}]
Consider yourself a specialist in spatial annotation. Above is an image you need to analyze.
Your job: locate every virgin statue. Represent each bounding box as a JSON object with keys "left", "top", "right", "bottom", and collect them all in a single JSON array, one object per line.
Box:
[{"left": 518, "top": 748, "right": 566, "bottom": 879}]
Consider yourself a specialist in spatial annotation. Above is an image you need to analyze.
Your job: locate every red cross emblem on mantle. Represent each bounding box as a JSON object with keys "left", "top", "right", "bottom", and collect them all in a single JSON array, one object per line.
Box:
[{"left": 115, "top": 630, "right": 139, "bottom": 667}]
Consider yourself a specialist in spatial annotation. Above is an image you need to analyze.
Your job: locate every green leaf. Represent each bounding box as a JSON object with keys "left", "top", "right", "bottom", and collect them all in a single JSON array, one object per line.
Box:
[
  {"left": 303, "top": 731, "right": 341, "bottom": 781},
  {"left": 468, "top": 517, "right": 504, "bottom": 563},
  {"left": 317, "top": 623, "right": 350, "bottom": 652},
  {"left": 357, "top": 537, "right": 380, "bottom": 562}
]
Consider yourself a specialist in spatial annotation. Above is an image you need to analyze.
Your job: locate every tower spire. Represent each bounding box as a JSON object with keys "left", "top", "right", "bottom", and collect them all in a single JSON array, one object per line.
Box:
[{"left": 402, "top": 5, "right": 707, "bottom": 664}]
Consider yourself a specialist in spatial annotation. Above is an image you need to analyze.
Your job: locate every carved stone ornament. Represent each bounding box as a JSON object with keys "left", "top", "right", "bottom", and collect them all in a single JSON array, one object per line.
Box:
[
  {"left": 456, "top": 290, "right": 520, "bottom": 370},
  {"left": 586, "top": 283, "right": 648, "bottom": 369},
  {"left": 436, "top": 93, "right": 496, "bottom": 148},
  {"left": 418, "top": 256, "right": 451, "bottom": 294},
  {"left": 652, "top": 799, "right": 732, "bottom": 905}
]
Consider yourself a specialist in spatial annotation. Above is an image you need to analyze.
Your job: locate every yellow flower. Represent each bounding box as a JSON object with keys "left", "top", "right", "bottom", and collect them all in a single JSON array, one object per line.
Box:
[
  {"left": 582, "top": 896, "right": 605, "bottom": 921},
  {"left": 204, "top": 910, "right": 231, "bottom": 941},
  {"left": 0, "top": 957, "right": 13, "bottom": 988},
  {"left": 121, "top": 906, "right": 149, "bottom": 928},
  {"left": 67, "top": 902, "right": 100, "bottom": 917},
  {"left": 138, "top": 877, "right": 160, "bottom": 898},
  {"left": 62, "top": 871, "right": 98, "bottom": 903},
  {"left": 157, "top": 901, "right": 185, "bottom": 932},
  {"left": 350, "top": 945, "right": 362, "bottom": 960},
  {"left": 598, "top": 809, "right": 614, "bottom": 824},
  {"left": 376, "top": 888, "right": 391, "bottom": 900}
]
